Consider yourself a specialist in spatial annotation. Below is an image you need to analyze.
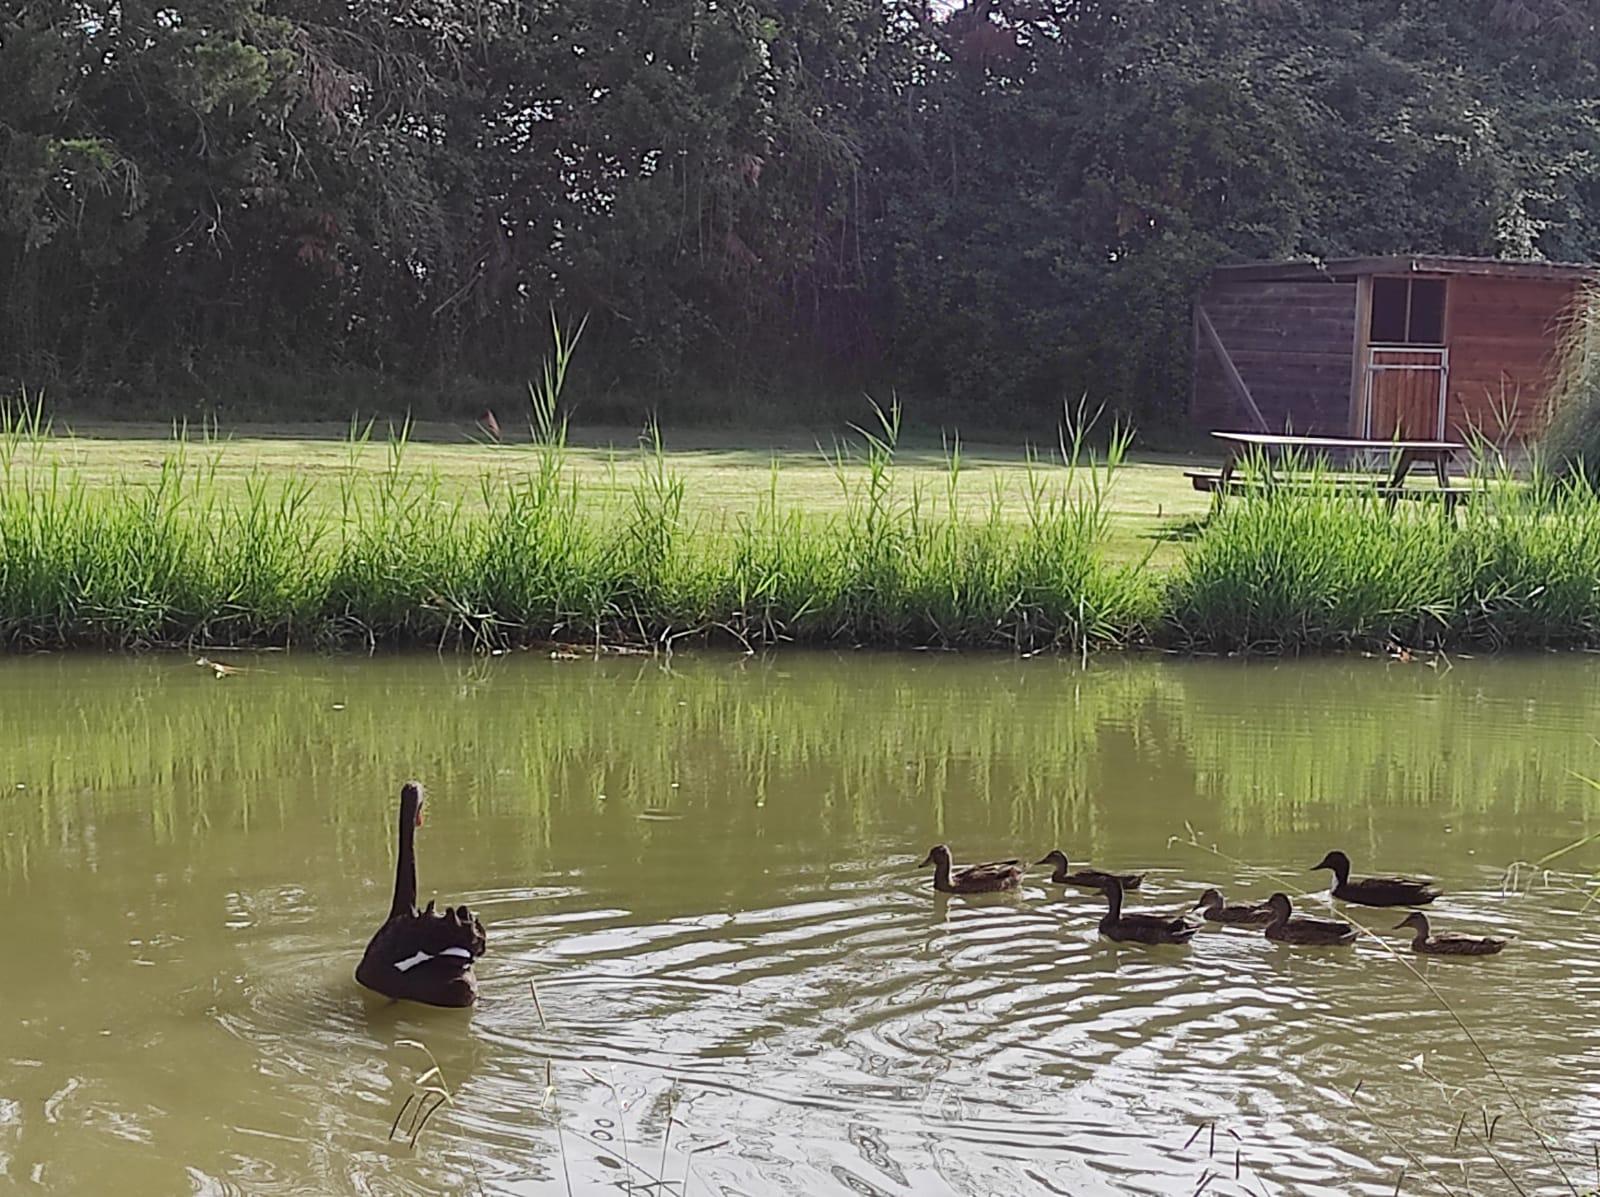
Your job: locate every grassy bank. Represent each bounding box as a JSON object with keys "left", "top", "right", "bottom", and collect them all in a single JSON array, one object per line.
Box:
[
  {"left": 1167, "top": 458, "right": 1600, "bottom": 651},
  {"left": 0, "top": 401, "right": 1161, "bottom": 651},
  {"left": 5, "top": 400, "right": 1600, "bottom": 654}
]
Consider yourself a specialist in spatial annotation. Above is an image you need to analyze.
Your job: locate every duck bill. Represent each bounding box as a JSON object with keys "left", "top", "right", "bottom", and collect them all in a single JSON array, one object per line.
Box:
[
  {"left": 1391, "top": 918, "right": 1411, "bottom": 931},
  {"left": 1034, "top": 856, "right": 1053, "bottom": 866},
  {"left": 916, "top": 853, "right": 935, "bottom": 868}
]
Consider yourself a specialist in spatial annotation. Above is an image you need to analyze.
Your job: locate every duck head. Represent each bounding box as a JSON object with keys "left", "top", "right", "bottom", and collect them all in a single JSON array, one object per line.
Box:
[
  {"left": 1393, "top": 911, "right": 1430, "bottom": 934},
  {"left": 918, "top": 845, "right": 951, "bottom": 869},
  {"left": 1194, "top": 887, "right": 1224, "bottom": 912},
  {"left": 1264, "top": 892, "right": 1293, "bottom": 922},
  {"left": 1311, "top": 850, "right": 1350, "bottom": 877},
  {"left": 1036, "top": 849, "right": 1069, "bottom": 869}
]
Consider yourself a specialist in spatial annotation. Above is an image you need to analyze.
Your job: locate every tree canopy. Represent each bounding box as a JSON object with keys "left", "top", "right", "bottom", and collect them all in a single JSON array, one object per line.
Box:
[{"left": 4, "top": 0, "right": 1600, "bottom": 426}]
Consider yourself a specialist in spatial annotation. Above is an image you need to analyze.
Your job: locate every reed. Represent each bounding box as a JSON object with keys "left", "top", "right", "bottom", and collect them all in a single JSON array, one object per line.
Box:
[
  {"left": 0, "top": 389, "right": 1155, "bottom": 652},
  {"left": 1165, "top": 448, "right": 1600, "bottom": 652}
]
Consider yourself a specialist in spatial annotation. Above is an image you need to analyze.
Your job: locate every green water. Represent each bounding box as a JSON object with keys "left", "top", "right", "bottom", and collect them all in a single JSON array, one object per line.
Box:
[{"left": 1, "top": 651, "right": 1598, "bottom": 1196}]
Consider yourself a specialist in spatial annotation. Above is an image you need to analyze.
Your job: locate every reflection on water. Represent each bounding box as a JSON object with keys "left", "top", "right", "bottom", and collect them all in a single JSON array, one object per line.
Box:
[{"left": 1, "top": 651, "right": 1599, "bottom": 1195}]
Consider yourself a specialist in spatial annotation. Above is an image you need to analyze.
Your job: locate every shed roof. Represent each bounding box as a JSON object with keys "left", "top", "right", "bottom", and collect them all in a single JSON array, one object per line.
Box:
[{"left": 1210, "top": 255, "right": 1598, "bottom": 284}]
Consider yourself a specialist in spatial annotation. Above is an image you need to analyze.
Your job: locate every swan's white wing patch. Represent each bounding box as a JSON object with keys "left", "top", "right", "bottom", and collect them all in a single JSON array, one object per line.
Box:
[{"left": 393, "top": 946, "right": 474, "bottom": 972}]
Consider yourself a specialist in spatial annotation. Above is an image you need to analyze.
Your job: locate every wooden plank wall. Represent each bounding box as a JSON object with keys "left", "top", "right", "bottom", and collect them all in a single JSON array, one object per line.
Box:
[
  {"left": 1446, "top": 276, "right": 1583, "bottom": 441},
  {"left": 1189, "top": 281, "right": 1358, "bottom": 434}
]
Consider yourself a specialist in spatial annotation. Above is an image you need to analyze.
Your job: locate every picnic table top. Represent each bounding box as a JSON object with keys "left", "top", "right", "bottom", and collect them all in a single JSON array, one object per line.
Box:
[{"left": 1210, "top": 431, "right": 1465, "bottom": 454}]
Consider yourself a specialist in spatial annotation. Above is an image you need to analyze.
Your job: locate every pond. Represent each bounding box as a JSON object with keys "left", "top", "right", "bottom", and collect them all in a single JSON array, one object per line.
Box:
[{"left": 1, "top": 651, "right": 1598, "bottom": 1196}]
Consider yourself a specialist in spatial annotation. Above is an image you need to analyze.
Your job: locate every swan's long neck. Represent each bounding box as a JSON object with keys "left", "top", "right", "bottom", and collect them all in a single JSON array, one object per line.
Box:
[
  {"left": 1103, "top": 879, "right": 1123, "bottom": 921},
  {"left": 391, "top": 787, "right": 420, "bottom": 919}
]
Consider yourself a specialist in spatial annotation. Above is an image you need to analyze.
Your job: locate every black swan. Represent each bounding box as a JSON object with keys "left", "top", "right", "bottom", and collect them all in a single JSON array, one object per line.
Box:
[{"left": 356, "top": 781, "right": 486, "bottom": 1008}]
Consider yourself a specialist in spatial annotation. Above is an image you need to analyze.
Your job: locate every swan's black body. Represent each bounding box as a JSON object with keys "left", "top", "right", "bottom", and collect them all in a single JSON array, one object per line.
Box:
[{"left": 356, "top": 782, "right": 486, "bottom": 1008}]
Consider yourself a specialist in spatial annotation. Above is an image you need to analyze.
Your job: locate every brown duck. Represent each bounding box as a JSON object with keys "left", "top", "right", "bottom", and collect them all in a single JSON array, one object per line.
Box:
[
  {"left": 1036, "top": 849, "right": 1144, "bottom": 892},
  {"left": 1095, "top": 875, "right": 1198, "bottom": 945},
  {"left": 1394, "top": 912, "right": 1506, "bottom": 957},
  {"left": 918, "top": 844, "right": 1023, "bottom": 894},
  {"left": 1262, "top": 892, "right": 1357, "bottom": 946},
  {"left": 356, "top": 781, "right": 486, "bottom": 1008},
  {"left": 1312, "top": 850, "right": 1439, "bottom": 907},
  {"left": 1193, "top": 887, "right": 1274, "bottom": 927}
]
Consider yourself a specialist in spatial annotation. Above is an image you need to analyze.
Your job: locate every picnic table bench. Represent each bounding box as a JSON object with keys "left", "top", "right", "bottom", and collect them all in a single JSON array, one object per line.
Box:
[{"left": 1188, "top": 432, "right": 1469, "bottom": 511}]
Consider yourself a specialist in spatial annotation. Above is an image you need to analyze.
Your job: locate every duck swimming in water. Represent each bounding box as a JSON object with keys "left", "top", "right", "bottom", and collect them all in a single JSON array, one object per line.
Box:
[
  {"left": 1095, "top": 875, "right": 1198, "bottom": 945},
  {"left": 1394, "top": 911, "right": 1506, "bottom": 957},
  {"left": 1262, "top": 892, "right": 1357, "bottom": 946},
  {"left": 1193, "top": 886, "right": 1274, "bottom": 927},
  {"left": 1312, "top": 850, "right": 1440, "bottom": 908},
  {"left": 1036, "top": 849, "right": 1144, "bottom": 892},
  {"left": 918, "top": 844, "right": 1023, "bottom": 894},
  {"left": 356, "top": 781, "right": 486, "bottom": 1008}
]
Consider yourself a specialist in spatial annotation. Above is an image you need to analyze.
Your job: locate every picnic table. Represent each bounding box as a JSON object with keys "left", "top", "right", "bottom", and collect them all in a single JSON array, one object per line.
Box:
[{"left": 1187, "top": 432, "right": 1468, "bottom": 510}]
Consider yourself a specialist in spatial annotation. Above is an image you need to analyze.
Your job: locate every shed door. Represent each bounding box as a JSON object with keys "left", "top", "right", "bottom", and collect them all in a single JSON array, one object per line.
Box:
[
  {"left": 1366, "top": 347, "right": 1449, "bottom": 439},
  {"left": 1363, "top": 276, "right": 1448, "bottom": 439}
]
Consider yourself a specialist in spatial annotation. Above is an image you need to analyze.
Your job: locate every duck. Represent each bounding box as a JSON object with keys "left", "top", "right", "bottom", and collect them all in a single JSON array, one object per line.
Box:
[
  {"left": 1312, "top": 850, "right": 1439, "bottom": 907},
  {"left": 1095, "top": 875, "right": 1198, "bottom": 945},
  {"left": 1394, "top": 912, "right": 1506, "bottom": 957},
  {"left": 918, "top": 844, "right": 1023, "bottom": 894},
  {"left": 1036, "top": 849, "right": 1144, "bottom": 892},
  {"left": 1262, "top": 892, "right": 1357, "bottom": 946},
  {"left": 1193, "top": 886, "right": 1274, "bottom": 927},
  {"left": 356, "top": 781, "right": 487, "bottom": 1008}
]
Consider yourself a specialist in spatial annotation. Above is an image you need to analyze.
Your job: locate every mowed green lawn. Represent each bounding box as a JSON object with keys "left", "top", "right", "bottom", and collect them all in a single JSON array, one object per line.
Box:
[{"left": 6, "top": 420, "right": 1216, "bottom": 567}]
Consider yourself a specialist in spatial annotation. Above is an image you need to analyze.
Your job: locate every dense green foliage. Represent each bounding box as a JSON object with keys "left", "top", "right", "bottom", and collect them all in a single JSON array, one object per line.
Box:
[{"left": 5, "top": 1, "right": 1600, "bottom": 425}]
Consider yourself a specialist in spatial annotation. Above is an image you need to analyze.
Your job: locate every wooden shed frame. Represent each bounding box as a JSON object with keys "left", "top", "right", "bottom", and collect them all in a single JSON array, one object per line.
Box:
[{"left": 1189, "top": 256, "right": 1597, "bottom": 445}]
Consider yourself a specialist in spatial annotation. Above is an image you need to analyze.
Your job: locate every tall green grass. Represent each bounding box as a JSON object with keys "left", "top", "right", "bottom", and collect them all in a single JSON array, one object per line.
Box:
[
  {"left": 0, "top": 383, "right": 1157, "bottom": 652},
  {"left": 1166, "top": 450, "right": 1600, "bottom": 652},
  {"left": 9, "top": 405, "right": 1600, "bottom": 653}
]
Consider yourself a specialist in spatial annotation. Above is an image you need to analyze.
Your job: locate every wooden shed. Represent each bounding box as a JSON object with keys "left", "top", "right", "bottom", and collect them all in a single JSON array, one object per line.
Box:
[{"left": 1189, "top": 256, "right": 1596, "bottom": 444}]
